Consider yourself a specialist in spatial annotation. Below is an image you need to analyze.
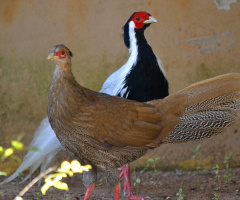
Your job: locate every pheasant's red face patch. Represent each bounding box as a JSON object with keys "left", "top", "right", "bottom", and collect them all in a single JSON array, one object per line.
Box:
[
  {"left": 131, "top": 12, "right": 151, "bottom": 29},
  {"left": 55, "top": 49, "right": 67, "bottom": 59}
]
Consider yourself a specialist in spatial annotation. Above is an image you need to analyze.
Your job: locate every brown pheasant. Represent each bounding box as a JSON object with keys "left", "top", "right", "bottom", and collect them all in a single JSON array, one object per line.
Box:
[{"left": 47, "top": 44, "right": 240, "bottom": 200}]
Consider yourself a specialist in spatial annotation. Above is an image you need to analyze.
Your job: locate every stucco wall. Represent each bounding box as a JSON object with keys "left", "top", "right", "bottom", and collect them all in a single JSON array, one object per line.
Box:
[{"left": 0, "top": 0, "right": 240, "bottom": 172}]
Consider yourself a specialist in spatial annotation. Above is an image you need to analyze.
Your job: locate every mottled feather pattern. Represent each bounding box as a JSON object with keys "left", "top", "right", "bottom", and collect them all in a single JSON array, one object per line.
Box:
[{"left": 163, "top": 76, "right": 240, "bottom": 143}]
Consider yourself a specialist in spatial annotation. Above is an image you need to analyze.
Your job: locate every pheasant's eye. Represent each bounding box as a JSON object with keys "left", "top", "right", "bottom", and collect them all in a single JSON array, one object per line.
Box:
[
  {"left": 55, "top": 49, "right": 67, "bottom": 58},
  {"left": 136, "top": 16, "right": 140, "bottom": 21}
]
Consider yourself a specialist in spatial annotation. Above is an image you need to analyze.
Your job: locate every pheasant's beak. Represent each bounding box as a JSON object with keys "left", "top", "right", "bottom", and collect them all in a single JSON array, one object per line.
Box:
[
  {"left": 144, "top": 16, "right": 157, "bottom": 24},
  {"left": 47, "top": 53, "right": 59, "bottom": 60}
]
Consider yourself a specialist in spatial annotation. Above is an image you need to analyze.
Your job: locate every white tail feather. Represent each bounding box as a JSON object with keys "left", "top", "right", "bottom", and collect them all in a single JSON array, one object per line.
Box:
[{"left": 1, "top": 117, "right": 63, "bottom": 184}]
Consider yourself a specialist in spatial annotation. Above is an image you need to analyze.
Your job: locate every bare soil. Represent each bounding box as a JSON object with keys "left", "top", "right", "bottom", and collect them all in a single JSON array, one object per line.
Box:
[{"left": 1, "top": 168, "right": 240, "bottom": 200}]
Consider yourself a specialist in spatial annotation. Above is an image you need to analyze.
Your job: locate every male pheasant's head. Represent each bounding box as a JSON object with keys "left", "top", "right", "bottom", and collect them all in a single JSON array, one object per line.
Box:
[
  {"left": 47, "top": 44, "right": 73, "bottom": 68},
  {"left": 129, "top": 11, "right": 157, "bottom": 30},
  {"left": 123, "top": 11, "right": 157, "bottom": 48}
]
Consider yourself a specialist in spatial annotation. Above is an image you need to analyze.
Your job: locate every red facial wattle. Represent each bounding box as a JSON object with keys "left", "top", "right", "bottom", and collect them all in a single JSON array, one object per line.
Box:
[
  {"left": 55, "top": 49, "right": 67, "bottom": 59},
  {"left": 131, "top": 12, "right": 152, "bottom": 29}
]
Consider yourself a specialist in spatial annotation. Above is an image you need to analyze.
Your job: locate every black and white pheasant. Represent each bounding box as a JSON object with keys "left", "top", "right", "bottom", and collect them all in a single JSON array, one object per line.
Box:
[{"left": 102, "top": 11, "right": 168, "bottom": 102}]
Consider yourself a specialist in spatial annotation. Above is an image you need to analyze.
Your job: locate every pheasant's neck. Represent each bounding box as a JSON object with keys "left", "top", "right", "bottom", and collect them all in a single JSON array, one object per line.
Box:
[
  {"left": 50, "top": 64, "right": 78, "bottom": 95},
  {"left": 48, "top": 64, "right": 80, "bottom": 126}
]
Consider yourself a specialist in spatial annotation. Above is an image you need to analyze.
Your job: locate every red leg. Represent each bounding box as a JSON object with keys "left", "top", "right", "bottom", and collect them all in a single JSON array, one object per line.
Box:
[
  {"left": 119, "top": 164, "right": 131, "bottom": 196},
  {"left": 120, "top": 164, "right": 146, "bottom": 200},
  {"left": 84, "top": 182, "right": 95, "bottom": 200},
  {"left": 114, "top": 182, "right": 121, "bottom": 200}
]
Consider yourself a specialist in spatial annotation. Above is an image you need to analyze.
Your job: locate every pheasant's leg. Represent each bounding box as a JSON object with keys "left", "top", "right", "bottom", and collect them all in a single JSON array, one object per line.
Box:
[
  {"left": 84, "top": 182, "right": 95, "bottom": 200},
  {"left": 114, "top": 182, "right": 121, "bottom": 200},
  {"left": 119, "top": 164, "right": 130, "bottom": 196},
  {"left": 119, "top": 164, "right": 146, "bottom": 200}
]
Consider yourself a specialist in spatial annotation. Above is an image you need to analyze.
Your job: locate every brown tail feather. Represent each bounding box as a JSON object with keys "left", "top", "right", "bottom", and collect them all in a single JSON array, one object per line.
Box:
[{"left": 148, "top": 73, "right": 240, "bottom": 147}]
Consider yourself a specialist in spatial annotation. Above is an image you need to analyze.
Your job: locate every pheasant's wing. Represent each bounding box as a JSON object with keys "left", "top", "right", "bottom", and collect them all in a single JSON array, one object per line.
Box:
[
  {"left": 70, "top": 90, "right": 165, "bottom": 148},
  {"left": 148, "top": 73, "right": 240, "bottom": 147}
]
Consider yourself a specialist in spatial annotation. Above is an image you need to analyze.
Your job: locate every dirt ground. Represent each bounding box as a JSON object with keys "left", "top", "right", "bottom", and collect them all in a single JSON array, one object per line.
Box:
[{"left": 1, "top": 167, "right": 240, "bottom": 200}]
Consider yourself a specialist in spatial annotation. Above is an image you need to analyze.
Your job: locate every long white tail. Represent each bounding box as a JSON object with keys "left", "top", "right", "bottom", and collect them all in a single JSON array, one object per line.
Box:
[{"left": 1, "top": 117, "right": 63, "bottom": 184}]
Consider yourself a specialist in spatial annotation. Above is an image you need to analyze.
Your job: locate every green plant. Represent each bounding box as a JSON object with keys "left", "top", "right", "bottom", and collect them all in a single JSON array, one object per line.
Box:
[
  {"left": 212, "top": 164, "right": 220, "bottom": 184},
  {"left": 144, "top": 157, "right": 160, "bottom": 172},
  {"left": 213, "top": 193, "right": 219, "bottom": 200},
  {"left": 18, "top": 172, "right": 24, "bottom": 178},
  {"left": 0, "top": 134, "right": 41, "bottom": 175},
  {"left": 192, "top": 144, "right": 208, "bottom": 171},
  {"left": 131, "top": 166, "right": 141, "bottom": 187},
  {"left": 192, "top": 144, "right": 201, "bottom": 159},
  {"left": 36, "top": 192, "right": 43, "bottom": 200},
  {"left": 223, "top": 153, "right": 232, "bottom": 169},
  {"left": 144, "top": 157, "right": 160, "bottom": 185},
  {"left": 223, "top": 153, "right": 235, "bottom": 183},
  {"left": 176, "top": 188, "right": 184, "bottom": 200},
  {"left": 0, "top": 140, "right": 23, "bottom": 161},
  {"left": 0, "top": 136, "right": 25, "bottom": 176},
  {"left": 98, "top": 178, "right": 104, "bottom": 186},
  {"left": 223, "top": 173, "right": 235, "bottom": 183}
]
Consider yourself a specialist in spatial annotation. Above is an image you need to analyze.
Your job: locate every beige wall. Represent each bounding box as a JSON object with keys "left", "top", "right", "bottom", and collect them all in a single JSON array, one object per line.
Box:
[{"left": 0, "top": 0, "right": 240, "bottom": 172}]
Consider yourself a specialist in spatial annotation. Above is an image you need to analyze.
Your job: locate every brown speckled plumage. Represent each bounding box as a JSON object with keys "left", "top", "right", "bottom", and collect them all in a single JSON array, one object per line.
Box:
[{"left": 47, "top": 45, "right": 240, "bottom": 187}]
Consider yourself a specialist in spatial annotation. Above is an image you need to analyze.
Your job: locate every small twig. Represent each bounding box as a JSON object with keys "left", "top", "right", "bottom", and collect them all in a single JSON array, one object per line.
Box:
[{"left": 14, "top": 166, "right": 57, "bottom": 198}]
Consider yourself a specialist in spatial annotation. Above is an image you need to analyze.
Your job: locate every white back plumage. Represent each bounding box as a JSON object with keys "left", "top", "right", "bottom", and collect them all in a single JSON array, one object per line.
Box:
[{"left": 1, "top": 118, "right": 63, "bottom": 184}]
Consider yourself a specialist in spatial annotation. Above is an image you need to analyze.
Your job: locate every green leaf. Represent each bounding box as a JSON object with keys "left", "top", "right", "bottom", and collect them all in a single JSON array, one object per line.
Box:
[
  {"left": 27, "top": 147, "right": 40, "bottom": 152},
  {"left": 0, "top": 146, "right": 3, "bottom": 153},
  {"left": 2, "top": 148, "right": 14, "bottom": 160},
  {"left": 18, "top": 172, "right": 23, "bottom": 177},
  {"left": 16, "top": 133, "right": 25, "bottom": 141},
  {"left": 11, "top": 140, "right": 24, "bottom": 150},
  {"left": 179, "top": 188, "right": 183, "bottom": 193},
  {"left": 228, "top": 173, "right": 234, "bottom": 177},
  {"left": 0, "top": 171, "right": 7, "bottom": 176},
  {"left": 228, "top": 153, "right": 232, "bottom": 159},
  {"left": 36, "top": 192, "right": 43, "bottom": 197},
  {"left": 196, "top": 144, "right": 201, "bottom": 150},
  {"left": 154, "top": 157, "right": 160, "bottom": 161},
  {"left": 147, "top": 158, "right": 154, "bottom": 163}
]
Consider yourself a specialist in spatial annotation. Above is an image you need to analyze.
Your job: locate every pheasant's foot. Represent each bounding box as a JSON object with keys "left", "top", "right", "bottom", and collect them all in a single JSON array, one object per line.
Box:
[{"left": 84, "top": 182, "right": 95, "bottom": 200}]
